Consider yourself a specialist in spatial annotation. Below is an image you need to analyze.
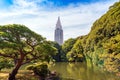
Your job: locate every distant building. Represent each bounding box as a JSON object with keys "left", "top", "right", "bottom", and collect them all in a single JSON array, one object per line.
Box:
[{"left": 54, "top": 17, "right": 63, "bottom": 45}]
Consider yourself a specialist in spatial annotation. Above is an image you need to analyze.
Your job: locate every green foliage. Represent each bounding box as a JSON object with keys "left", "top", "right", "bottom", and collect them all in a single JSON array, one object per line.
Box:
[
  {"left": 85, "top": 1, "right": 120, "bottom": 71},
  {"left": 26, "top": 63, "right": 49, "bottom": 77},
  {"left": 66, "top": 37, "right": 85, "bottom": 62},
  {"left": 26, "top": 65, "right": 34, "bottom": 70},
  {"left": 62, "top": 38, "right": 77, "bottom": 54},
  {"left": 49, "top": 41, "right": 65, "bottom": 62},
  {"left": 101, "top": 35, "right": 120, "bottom": 72},
  {"left": 35, "top": 41, "right": 57, "bottom": 62},
  {"left": 64, "top": 1, "right": 120, "bottom": 72},
  {"left": 0, "top": 57, "right": 14, "bottom": 71},
  {"left": 0, "top": 24, "right": 57, "bottom": 79},
  {"left": 62, "top": 38, "right": 77, "bottom": 61},
  {"left": 0, "top": 24, "right": 56, "bottom": 63},
  {"left": 0, "top": 24, "right": 44, "bottom": 59}
]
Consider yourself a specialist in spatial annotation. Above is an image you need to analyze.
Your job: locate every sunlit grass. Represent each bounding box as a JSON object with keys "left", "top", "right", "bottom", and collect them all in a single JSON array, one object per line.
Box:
[
  {"left": 0, "top": 69, "right": 39, "bottom": 80},
  {"left": 0, "top": 63, "right": 45, "bottom": 80}
]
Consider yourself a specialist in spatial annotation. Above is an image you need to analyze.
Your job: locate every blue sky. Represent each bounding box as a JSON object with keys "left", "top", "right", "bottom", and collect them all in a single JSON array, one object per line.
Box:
[
  {"left": 0, "top": 0, "right": 102, "bottom": 7},
  {"left": 41, "top": 0, "right": 99, "bottom": 6},
  {"left": 0, "top": 0, "right": 113, "bottom": 8},
  {"left": 0, "top": 0, "right": 12, "bottom": 8},
  {"left": 0, "top": 0, "right": 119, "bottom": 41}
]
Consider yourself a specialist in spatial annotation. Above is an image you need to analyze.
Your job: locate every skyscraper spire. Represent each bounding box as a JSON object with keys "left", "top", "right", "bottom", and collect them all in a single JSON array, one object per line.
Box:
[
  {"left": 56, "top": 16, "right": 62, "bottom": 29},
  {"left": 54, "top": 17, "right": 63, "bottom": 45}
]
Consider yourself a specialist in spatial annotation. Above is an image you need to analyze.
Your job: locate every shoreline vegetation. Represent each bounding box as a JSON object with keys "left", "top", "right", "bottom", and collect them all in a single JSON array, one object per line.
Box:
[{"left": 0, "top": 62, "right": 120, "bottom": 80}]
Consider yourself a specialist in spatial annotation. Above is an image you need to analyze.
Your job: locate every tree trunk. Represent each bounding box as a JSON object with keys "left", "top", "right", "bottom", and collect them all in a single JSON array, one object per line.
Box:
[
  {"left": 8, "top": 57, "right": 24, "bottom": 80},
  {"left": 8, "top": 68, "right": 19, "bottom": 80},
  {"left": 39, "top": 76, "right": 45, "bottom": 80}
]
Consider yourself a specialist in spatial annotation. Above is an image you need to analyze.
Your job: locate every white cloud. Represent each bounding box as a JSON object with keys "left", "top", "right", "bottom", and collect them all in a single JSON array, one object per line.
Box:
[{"left": 0, "top": 0, "right": 119, "bottom": 41}]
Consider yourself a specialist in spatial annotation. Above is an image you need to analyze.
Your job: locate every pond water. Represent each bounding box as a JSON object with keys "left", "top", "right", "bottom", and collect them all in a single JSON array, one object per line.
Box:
[{"left": 49, "top": 62, "right": 120, "bottom": 80}]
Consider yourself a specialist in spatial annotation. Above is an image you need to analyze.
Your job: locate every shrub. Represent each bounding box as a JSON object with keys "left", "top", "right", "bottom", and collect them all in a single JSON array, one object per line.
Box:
[{"left": 26, "top": 63, "right": 49, "bottom": 78}]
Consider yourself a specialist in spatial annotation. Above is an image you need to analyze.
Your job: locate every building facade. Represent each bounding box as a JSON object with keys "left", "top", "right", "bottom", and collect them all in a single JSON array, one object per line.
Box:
[{"left": 54, "top": 17, "right": 63, "bottom": 45}]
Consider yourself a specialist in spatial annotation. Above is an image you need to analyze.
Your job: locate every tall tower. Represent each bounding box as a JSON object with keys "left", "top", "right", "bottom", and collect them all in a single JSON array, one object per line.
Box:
[{"left": 54, "top": 17, "right": 63, "bottom": 45}]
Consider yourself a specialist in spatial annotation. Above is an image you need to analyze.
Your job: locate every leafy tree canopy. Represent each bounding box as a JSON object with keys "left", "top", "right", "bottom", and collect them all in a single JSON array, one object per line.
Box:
[
  {"left": 65, "top": 1, "right": 120, "bottom": 72},
  {"left": 0, "top": 24, "right": 57, "bottom": 80}
]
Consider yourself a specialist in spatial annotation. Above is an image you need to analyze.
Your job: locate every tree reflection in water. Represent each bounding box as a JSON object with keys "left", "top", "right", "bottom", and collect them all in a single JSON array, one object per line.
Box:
[{"left": 49, "top": 62, "right": 119, "bottom": 80}]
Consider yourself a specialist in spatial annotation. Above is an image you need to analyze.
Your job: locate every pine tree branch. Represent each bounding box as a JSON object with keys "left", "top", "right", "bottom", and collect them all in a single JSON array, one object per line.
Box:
[{"left": 0, "top": 52, "right": 15, "bottom": 59}]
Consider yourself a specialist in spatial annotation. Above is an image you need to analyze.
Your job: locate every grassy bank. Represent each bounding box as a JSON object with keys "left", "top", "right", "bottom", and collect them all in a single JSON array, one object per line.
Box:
[{"left": 0, "top": 69, "right": 39, "bottom": 80}]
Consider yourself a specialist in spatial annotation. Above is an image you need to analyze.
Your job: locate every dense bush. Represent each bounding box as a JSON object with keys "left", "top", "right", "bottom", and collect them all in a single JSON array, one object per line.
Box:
[{"left": 26, "top": 63, "right": 49, "bottom": 78}]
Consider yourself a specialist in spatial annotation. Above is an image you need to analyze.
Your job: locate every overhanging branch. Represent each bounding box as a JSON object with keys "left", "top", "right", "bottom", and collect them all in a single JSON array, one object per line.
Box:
[
  {"left": 0, "top": 52, "right": 15, "bottom": 59},
  {"left": 22, "top": 56, "right": 41, "bottom": 65},
  {"left": 25, "top": 39, "right": 40, "bottom": 55}
]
